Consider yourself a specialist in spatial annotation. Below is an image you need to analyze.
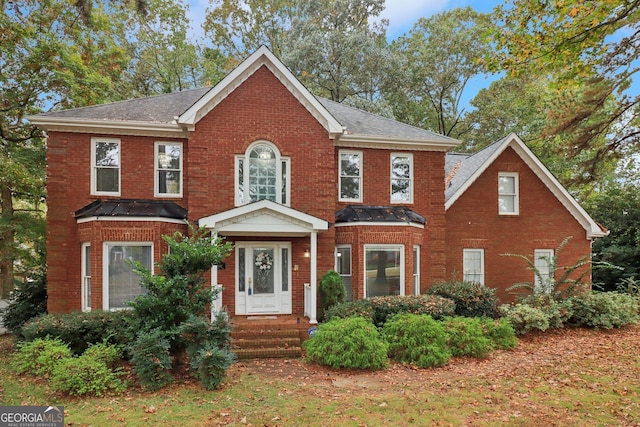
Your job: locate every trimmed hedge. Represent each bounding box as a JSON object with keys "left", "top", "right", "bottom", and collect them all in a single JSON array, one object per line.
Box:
[
  {"left": 382, "top": 314, "right": 451, "bottom": 368},
  {"left": 427, "top": 281, "right": 498, "bottom": 318}
]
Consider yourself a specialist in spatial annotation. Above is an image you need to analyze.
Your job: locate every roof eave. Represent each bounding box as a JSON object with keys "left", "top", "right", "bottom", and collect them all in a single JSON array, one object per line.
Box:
[
  {"left": 335, "top": 134, "right": 459, "bottom": 151},
  {"left": 26, "top": 116, "right": 188, "bottom": 138}
]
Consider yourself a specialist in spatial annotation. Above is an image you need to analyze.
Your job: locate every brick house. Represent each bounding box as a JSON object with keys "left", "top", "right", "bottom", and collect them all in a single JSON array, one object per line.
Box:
[{"left": 28, "top": 47, "right": 606, "bottom": 323}]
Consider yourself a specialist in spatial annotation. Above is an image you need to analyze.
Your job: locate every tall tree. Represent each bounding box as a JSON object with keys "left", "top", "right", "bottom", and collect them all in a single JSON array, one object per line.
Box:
[
  {"left": 492, "top": 0, "right": 640, "bottom": 183},
  {"left": 0, "top": 0, "right": 130, "bottom": 298},
  {"left": 388, "top": 7, "right": 493, "bottom": 138}
]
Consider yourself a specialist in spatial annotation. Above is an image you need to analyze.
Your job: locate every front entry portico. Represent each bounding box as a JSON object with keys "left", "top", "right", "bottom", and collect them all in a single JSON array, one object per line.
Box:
[{"left": 198, "top": 200, "right": 329, "bottom": 323}]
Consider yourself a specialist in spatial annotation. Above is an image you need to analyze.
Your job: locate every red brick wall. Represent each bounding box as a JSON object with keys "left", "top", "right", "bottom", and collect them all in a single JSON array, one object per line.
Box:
[{"left": 445, "top": 147, "right": 592, "bottom": 301}]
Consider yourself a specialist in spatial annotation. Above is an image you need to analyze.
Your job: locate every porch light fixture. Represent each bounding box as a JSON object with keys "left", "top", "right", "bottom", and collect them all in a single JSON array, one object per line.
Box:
[{"left": 304, "top": 249, "right": 310, "bottom": 258}]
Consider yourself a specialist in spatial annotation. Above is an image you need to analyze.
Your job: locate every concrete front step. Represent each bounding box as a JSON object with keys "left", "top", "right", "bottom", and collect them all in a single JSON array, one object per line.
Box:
[{"left": 231, "top": 328, "right": 304, "bottom": 359}]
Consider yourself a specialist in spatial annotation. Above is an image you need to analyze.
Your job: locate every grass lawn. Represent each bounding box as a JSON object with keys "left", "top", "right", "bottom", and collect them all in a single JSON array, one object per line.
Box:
[{"left": 1, "top": 325, "right": 639, "bottom": 426}]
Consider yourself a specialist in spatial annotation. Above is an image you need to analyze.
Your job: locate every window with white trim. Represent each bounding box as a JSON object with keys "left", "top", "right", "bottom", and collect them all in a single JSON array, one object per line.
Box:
[
  {"left": 335, "top": 245, "right": 352, "bottom": 301},
  {"left": 463, "top": 249, "right": 485, "bottom": 285},
  {"left": 91, "top": 138, "right": 120, "bottom": 195},
  {"left": 413, "top": 245, "right": 420, "bottom": 295},
  {"left": 339, "top": 150, "right": 362, "bottom": 202},
  {"left": 235, "top": 141, "right": 290, "bottom": 206},
  {"left": 391, "top": 153, "right": 413, "bottom": 203},
  {"left": 103, "top": 243, "right": 152, "bottom": 310},
  {"left": 81, "top": 243, "right": 91, "bottom": 312},
  {"left": 534, "top": 249, "right": 554, "bottom": 294},
  {"left": 155, "top": 142, "right": 182, "bottom": 197},
  {"left": 498, "top": 172, "right": 519, "bottom": 214},
  {"left": 364, "top": 245, "right": 404, "bottom": 298}
]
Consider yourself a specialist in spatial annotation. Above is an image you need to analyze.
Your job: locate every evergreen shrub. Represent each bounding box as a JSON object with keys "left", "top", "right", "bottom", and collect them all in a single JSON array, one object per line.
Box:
[
  {"left": 427, "top": 281, "right": 498, "bottom": 318},
  {"left": 442, "top": 317, "right": 494, "bottom": 358},
  {"left": 568, "top": 291, "right": 639, "bottom": 328},
  {"left": 318, "top": 270, "right": 346, "bottom": 321},
  {"left": 382, "top": 314, "right": 451, "bottom": 368},
  {"left": 1, "top": 273, "right": 47, "bottom": 337},
  {"left": 478, "top": 317, "right": 519, "bottom": 350}
]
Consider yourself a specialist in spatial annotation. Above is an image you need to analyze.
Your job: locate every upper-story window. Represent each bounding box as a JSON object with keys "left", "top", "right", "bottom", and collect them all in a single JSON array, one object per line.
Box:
[
  {"left": 391, "top": 153, "right": 413, "bottom": 203},
  {"left": 339, "top": 150, "right": 362, "bottom": 202},
  {"left": 498, "top": 172, "right": 519, "bottom": 215},
  {"left": 235, "top": 141, "right": 290, "bottom": 206},
  {"left": 155, "top": 142, "right": 182, "bottom": 197},
  {"left": 91, "top": 137, "right": 120, "bottom": 195}
]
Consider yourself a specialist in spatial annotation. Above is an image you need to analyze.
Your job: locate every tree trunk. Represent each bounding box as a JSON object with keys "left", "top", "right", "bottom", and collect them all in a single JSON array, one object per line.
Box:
[{"left": 0, "top": 185, "right": 14, "bottom": 299}]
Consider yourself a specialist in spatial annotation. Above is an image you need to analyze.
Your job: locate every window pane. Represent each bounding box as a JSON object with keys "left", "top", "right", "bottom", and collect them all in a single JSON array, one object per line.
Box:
[
  {"left": 365, "top": 248, "right": 401, "bottom": 298},
  {"left": 95, "top": 142, "right": 119, "bottom": 166},
  {"left": 498, "top": 195, "right": 515, "bottom": 213},
  {"left": 108, "top": 245, "right": 150, "bottom": 309},
  {"left": 238, "top": 248, "right": 246, "bottom": 292},
  {"left": 336, "top": 247, "right": 351, "bottom": 275},
  {"left": 340, "top": 152, "right": 361, "bottom": 200},
  {"left": 249, "top": 146, "right": 277, "bottom": 202},
  {"left": 96, "top": 168, "right": 119, "bottom": 192},
  {"left": 281, "top": 248, "right": 289, "bottom": 292},
  {"left": 498, "top": 176, "right": 515, "bottom": 194},
  {"left": 253, "top": 248, "right": 275, "bottom": 294},
  {"left": 340, "top": 177, "right": 360, "bottom": 199}
]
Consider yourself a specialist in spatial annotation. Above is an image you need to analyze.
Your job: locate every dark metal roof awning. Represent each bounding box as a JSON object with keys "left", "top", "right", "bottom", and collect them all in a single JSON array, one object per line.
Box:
[
  {"left": 335, "top": 205, "right": 426, "bottom": 225},
  {"left": 75, "top": 199, "right": 187, "bottom": 220}
]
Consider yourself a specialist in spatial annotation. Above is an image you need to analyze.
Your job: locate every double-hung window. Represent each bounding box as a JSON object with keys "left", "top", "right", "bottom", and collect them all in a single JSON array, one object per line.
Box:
[
  {"left": 498, "top": 172, "right": 519, "bottom": 215},
  {"left": 91, "top": 138, "right": 120, "bottom": 195},
  {"left": 155, "top": 142, "right": 182, "bottom": 197},
  {"left": 391, "top": 153, "right": 413, "bottom": 203},
  {"left": 534, "top": 249, "right": 554, "bottom": 293},
  {"left": 335, "top": 246, "right": 352, "bottom": 301},
  {"left": 339, "top": 150, "right": 362, "bottom": 202},
  {"left": 235, "top": 141, "right": 290, "bottom": 206},
  {"left": 463, "top": 249, "right": 485, "bottom": 285}
]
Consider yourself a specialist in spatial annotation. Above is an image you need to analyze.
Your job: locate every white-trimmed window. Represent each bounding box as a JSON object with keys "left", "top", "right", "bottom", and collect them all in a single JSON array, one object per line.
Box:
[
  {"left": 335, "top": 245, "right": 352, "bottom": 301},
  {"left": 235, "top": 141, "right": 290, "bottom": 206},
  {"left": 155, "top": 142, "right": 182, "bottom": 197},
  {"left": 81, "top": 243, "right": 91, "bottom": 312},
  {"left": 391, "top": 153, "right": 413, "bottom": 203},
  {"left": 463, "top": 249, "right": 485, "bottom": 285},
  {"left": 91, "top": 138, "right": 120, "bottom": 195},
  {"left": 364, "top": 245, "right": 404, "bottom": 298},
  {"left": 498, "top": 172, "right": 519, "bottom": 215},
  {"left": 103, "top": 243, "right": 152, "bottom": 310},
  {"left": 413, "top": 245, "right": 420, "bottom": 295},
  {"left": 339, "top": 150, "right": 362, "bottom": 202},
  {"left": 534, "top": 249, "right": 554, "bottom": 293}
]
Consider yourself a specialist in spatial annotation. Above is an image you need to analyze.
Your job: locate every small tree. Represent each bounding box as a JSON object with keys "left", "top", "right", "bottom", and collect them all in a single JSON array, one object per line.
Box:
[
  {"left": 318, "top": 270, "right": 346, "bottom": 321},
  {"left": 127, "top": 224, "right": 234, "bottom": 390}
]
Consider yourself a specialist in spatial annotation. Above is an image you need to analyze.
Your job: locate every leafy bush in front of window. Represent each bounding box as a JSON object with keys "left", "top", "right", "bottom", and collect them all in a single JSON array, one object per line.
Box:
[
  {"left": 426, "top": 281, "right": 498, "bottom": 318},
  {"left": 322, "top": 299, "right": 375, "bottom": 323},
  {"left": 516, "top": 293, "right": 573, "bottom": 328},
  {"left": 20, "top": 310, "right": 132, "bottom": 355},
  {"left": 498, "top": 303, "right": 551, "bottom": 335},
  {"left": 303, "top": 317, "right": 389, "bottom": 370},
  {"left": 478, "top": 317, "right": 519, "bottom": 350},
  {"left": 1, "top": 272, "right": 47, "bottom": 338},
  {"left": 12, "top": 337, "right": 73, "bottom": 377},
  {"left": 382, "top": 314, "right": 451, "bottom": 368},
  {"left": 50, "top": 354, "right": 127, "bottom": 396},
  {"left": 442, "top": 317, "right": 494, "bottom": 358},
  {"left": 568, "top": 291, "right": 639, "bottom": 329},
  {"left": 318, "top": 270, "right": 346, "bottom": 321},
  {"left": 369, "top": 295, "right": 456, "bottom": 327}
]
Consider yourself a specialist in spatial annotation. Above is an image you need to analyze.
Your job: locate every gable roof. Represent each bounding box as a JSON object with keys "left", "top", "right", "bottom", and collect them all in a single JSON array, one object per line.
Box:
[
  {"left": 444, "top": 133, "right": 607, "bottom": 239},
  {"left": 27, "top": 47, "right": 459, "bottom": 150}
]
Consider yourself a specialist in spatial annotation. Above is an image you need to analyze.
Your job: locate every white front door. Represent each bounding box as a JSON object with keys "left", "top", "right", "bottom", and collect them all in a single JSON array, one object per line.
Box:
[{"left": 236, "top": 243, "right": 292, "bottom": 315}]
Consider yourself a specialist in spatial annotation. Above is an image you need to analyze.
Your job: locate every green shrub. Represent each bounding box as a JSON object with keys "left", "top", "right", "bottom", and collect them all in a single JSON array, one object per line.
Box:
[
  {"left": 442, "top": 317, "right": 494, "bottom": 358},
  {"left": 499, "top": 304, "right": 550, "bottom": 335},
  {"left": 129, "top": 328, "right": 174, "bottom": 390},
  {"left": 517, "top": 293, "right": 573, "bottom": 328},
  {"left": 382, "top": 314, "right": 451, "bottom": 368},
  {"left": 369, "top": 295, "right": 456, "bottom": 326},
  {"left": 318, "top": 270, "right": 346, "bottom": 321},
  {"left": 568, "top": 291, "right": 639, "bottom": 329},
  {"left": 21, "top": 310, "right": 131, "bottom": 354},
  {"left": 190, "top": 343, "right": 236, "bottom": 390},
  {"left": 83, "top": 342, "right": 123, "bottom": 369},
  {"left": 427, "top": 281, "right": 498, "bottom": 318},
  {"left": 478, "top": 317, "right": 519, "bottom": 350},
  {"left": 1, "top": 273, "right": 47, "bottom": 337},
  {"left": 12, "top": 337, "right": 72, "bottom": 377},
  {"left": 323, "top": 299, "right": 375, "bottom": 323},
  {"left": 303, "top": 317, "right": 389, "bottom": 370},
  {"left": 50, "top": 355, "right": 126, "bottom": 396}
]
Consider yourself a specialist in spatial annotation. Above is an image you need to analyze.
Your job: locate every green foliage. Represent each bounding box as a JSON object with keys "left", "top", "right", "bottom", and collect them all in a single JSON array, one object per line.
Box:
[
  {"left": 478, "top": 317, "right": 519, "bottom": 350},
  {"left": 323, "top": 299, "right": 375, "bottom": 323},
  {"left": 1, "top": 273, "right": 47, "bottom": 337},
  {"left": 12, "top": 337, "right": 72, "bottom": 377},
  {"left": 442, "top": 317, "right": 494, "bottom": 358},
  {"left": 498, "top": 304, "right": 551, "bottom": 335},
  {"left": 318, "top": 270, "right": 346, "bottom": 321},
  {"left": 517, "top": 293, "right": 574, "bottom": 328},
  {"left": 382, "top": 314, "right": 451, "bottom": 368},
  {"left": 303, "top": 317, "right": 389, "bottom": 370},
  {"left": 426, "top": 281, "right": 498, "bottom": 318},
  {"left": 50, "top": 355, "right": 126, "bottom": 396},
  {"left": 20, "top": 310, "right": 132, "bottom": 355},
  {"left": 83, "top": 342, "right": 123, "bottom": 369},
  {"left": 129, "top": 328, "right": 174, "bottom": 390},
  {"left": 189, "top": 343, "right": 236, "bottom": 391},
  {"left": 368, "top": 295, "right": 457, "bottom": 326},
  {"left": 568, "top": 292, "right": 639, "bottom": 329}
]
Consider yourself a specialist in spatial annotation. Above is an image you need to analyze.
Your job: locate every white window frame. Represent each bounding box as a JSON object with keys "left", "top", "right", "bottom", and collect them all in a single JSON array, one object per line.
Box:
[
  {"left": 339, "top": 150, "right": 363, "bottom": 203},
  {"left": 534, "top": 249, "right": 554, "bottom": 294},
  {"left": 413, "top": 245, "right": 420, "bottom": 295},
  {"left": 81, "top": 243, "right": 91, "bottom": 312},
  {"left": 363, "top": 244, "right": 405, "bottom": 298},
  {"left": 102, "top": 242, "right": 153, "bottom": 310},
  {"left": 463, "top": 248, "right": 485, "bottom": 285},
  {"left": 335, "top": 245, "right": 352, "bottom": 301},
  {"left": 498, "top": 172, "right": 519, "bottom": 215},
  {"left": 91, "top": 137, "right": 121, "bottom": 196},
  {"left": 235, "top": 141, "right": 290, "bottom": 206},
  {"left": 390, "top": 153, "right": 413, "bottom": 204},
  {"left": 154, "top": 141, "right": 183, "bottom": 197}
]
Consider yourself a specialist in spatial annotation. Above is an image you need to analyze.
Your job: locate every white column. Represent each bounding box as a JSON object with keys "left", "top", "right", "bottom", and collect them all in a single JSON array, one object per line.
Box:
[{"left": 309, "top": 231, "right": 318, "bottom": 324}]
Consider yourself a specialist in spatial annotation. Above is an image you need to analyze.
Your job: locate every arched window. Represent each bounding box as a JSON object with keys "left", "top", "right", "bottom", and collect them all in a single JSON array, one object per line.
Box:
[{"left": 235, "top": 141, "right": 290, "bottom": 206}]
